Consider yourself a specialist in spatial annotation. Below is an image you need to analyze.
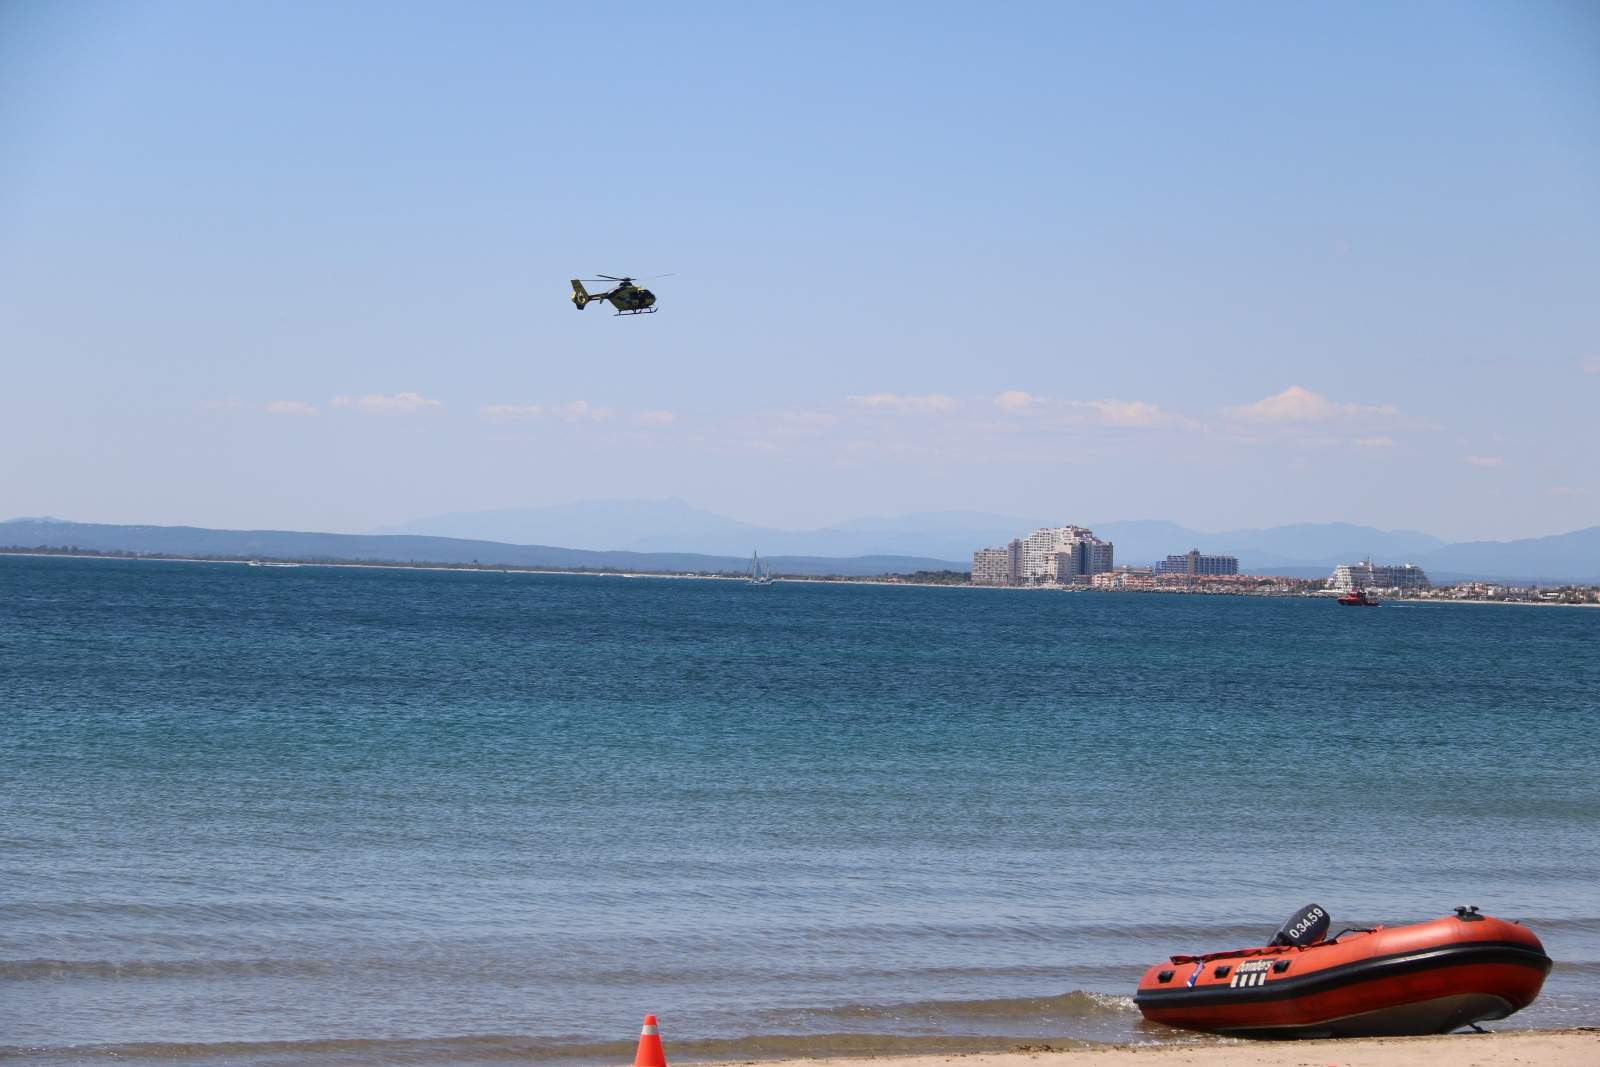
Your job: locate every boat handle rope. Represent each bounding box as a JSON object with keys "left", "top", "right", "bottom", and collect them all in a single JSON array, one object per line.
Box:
[{"left": 1329, "top": 926, "right": 1376, "bottom": 940}]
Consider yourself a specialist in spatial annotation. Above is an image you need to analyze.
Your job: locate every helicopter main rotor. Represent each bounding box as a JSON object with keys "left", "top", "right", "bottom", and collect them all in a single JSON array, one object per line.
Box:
[{"left": 591, "top": 273, "right": 674, "bottom": 286}]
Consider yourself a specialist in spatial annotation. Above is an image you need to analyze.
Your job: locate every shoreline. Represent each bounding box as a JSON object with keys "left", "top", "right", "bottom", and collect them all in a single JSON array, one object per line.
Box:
[
  {"left": 690, "top": 1029, "right": 1597, "bottom": 1067},
  {"left": 15, "top": 1027, "right": 1596, "bottom": 1067},
  {"left": 3, "top": 551, "right": 1596, "bottom": 605}
]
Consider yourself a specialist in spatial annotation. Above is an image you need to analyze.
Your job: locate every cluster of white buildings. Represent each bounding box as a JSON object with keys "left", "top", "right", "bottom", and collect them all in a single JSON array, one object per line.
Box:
[
  {"left": 974, "top": 536, "right": 1435, "bottom": 597},
  {"left": 1326, "top": 559, "right": 1431, "bottom": 593},
  {"left": 972, "top": 525, "right": 1115, "bottom": 586},
  {"left": 1154, "top": 549, "right": 1239, "bottom": 576}
]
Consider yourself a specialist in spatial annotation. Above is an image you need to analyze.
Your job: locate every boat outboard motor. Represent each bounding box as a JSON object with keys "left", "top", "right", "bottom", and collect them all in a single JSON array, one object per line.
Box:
[{"left": 1270, "top": 903, "right": 1330, "bottom": 947}]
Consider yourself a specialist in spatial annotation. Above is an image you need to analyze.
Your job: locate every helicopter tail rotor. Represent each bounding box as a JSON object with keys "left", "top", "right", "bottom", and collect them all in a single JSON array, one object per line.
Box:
[{"left": 570, "top": 279, "right": 591, "bottom": 310}]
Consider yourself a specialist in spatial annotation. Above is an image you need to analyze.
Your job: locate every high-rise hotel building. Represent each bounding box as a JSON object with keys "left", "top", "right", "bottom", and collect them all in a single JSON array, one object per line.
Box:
[
  {"left": 1155, "top": 549, "right": 1240, "bottom": 576},
  {"left": 1326, "top": 560, "right": 1431, "bottom": 592},
  {"left": 971, "top": 541, "right": 1023, "bottom": 585},
  {"left": 972, "top": 526, "right": 1114, "bottom": 585}
]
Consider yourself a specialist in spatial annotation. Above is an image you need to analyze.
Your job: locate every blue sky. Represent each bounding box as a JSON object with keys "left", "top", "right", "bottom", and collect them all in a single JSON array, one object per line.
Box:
[{"left": 3, "top": 0, "right": 1596, "bottom": 541}]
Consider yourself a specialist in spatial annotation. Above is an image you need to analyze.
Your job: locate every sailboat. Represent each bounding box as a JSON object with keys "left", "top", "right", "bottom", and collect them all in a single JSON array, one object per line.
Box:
[{"left": 746, "top": 549, "right": 775, "bottom": 586}]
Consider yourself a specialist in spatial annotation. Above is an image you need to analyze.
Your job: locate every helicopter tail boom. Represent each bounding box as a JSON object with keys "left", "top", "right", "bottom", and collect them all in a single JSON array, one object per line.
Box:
[{"left": 570, "top": 279, "right": 591, "bottom": 310}]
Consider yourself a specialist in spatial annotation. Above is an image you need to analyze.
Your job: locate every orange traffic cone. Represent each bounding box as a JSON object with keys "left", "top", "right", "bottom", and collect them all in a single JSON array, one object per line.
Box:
[{"left": 633, "top": 1013, "right": 667, "bottom": 1067}]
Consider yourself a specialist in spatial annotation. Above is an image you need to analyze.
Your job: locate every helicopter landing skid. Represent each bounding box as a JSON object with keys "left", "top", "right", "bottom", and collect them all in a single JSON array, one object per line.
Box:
[{"left": 614, "top": 308, "right": 659, "bottom": 316}]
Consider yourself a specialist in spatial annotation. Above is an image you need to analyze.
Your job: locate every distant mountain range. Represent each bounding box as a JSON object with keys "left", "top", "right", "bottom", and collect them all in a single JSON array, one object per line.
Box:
[
  {"left": 371, "top": 500, "right": 1032, "bottom": 562},
  {"left": 373, "top": 499, "right": 1600, "bottom": 583},
  {"left": 4, "top": 508, "right": 1597, "bottom": 583},
  {"left": 0, "top": 519, "right": 965, "bottom": 578},
  {"left": 372, "top": 500, "right": 1456, "bottom": 565}
]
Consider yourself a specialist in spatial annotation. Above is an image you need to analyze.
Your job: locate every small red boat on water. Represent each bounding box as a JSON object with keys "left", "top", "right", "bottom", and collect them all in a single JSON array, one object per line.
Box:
[
  {"left": 1338, "top": 589, "right": 1379, "bottom": 606},
  {"left": 1134, "top": 905, "right": 1551, "bottom": 1039}
]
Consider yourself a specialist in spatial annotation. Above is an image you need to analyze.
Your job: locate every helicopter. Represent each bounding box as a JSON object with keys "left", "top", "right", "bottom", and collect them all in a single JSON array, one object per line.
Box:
[{"left": 570, "top": 274, "right": 668, "bottom": 316}]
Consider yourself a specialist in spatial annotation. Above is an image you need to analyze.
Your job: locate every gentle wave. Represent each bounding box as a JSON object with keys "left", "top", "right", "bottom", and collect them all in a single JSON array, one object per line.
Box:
[
  {"left": 806, "top": 990, "right": 1137, "bottom": 1022},
  {"left": 1552, "top": 960, "right": 1600, "bottom": 976},
  {"left": 0, "top": 958, "right": 336, "bottom": 981},
  {"left": 0, "top": 1032, "right": 1095, "bottom": 1066},
  {"left": 0, "top": 953, "right": 1144, "bottom": 986},
  {"left": 10, "top": 902, "right": 1578, "bottom": 942},
  {"left": 765, "top": 919, "right": 1280, "bottom": 943},
  {"left": 739, "top": 914, "right": 1594, "bottom": 945},
  {"left": 0, "top": 908, "right": 1277, "bottom": 945},
  {"left": 1, "top": 899, "right": 396, "bottom": 923},
  {"left": 1509, "top": 917, "right": 1600, "bottom": 934}
]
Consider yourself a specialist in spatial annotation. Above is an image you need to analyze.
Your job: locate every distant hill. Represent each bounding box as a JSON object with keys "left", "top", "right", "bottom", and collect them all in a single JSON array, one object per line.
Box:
[
  {"left": 0, "top": 520, "right": 968, "bottom": 578},
  {"left": 374, "top": 500, "right": 1048, "bottom": 561},
  {"left": 804, "top": 510, "right": 1053, "bottom": 560},
  {"left": 1414, "top": 526, "right": 1600, "bottom": 584},
  {"left": 1091, "top": 520, "right": 1448, "bottom": 571},
  {"left": 1095, "top": 520, "right": 1595, "bottom": 582},
  {"left": 376, "top": 500, "right": 1474, "bottom": 572},
  {"left": 372, "top": 499, "right": 771, "bottom": 555},
  {"left": 6, "top": 513, "right": 1595, "bottom": 584}
]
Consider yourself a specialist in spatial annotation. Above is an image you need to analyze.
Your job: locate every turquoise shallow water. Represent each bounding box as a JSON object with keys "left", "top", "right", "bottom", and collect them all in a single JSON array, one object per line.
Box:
[{"left": 2, "top": 555, "right": 1598, "bottom": 1064}]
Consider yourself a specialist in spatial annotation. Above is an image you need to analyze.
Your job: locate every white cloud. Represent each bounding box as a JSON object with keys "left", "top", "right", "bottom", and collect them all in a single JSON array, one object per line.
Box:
[
  {"left": 1353, "top": 436, "right": 1395, "bottom": 448},
  {"left": 556, "top": 400, "right": 611, "bottom": 422},
  {"left": 480, "top": 400, "right": 617, "bottom": 423},
  {"left": 1462, "top": 455, "right": 1508, "bottom": 469},
  {"left": 1231, "top": 385, "right": 1338, "bottom": 421},
  {"left": 1582, "top": 357, "right": 1600, "bottom": 375},
  {"left": 846, "top": 393, "right": 957, "bottom": 413},
  {"left": 989, "top": 391, "right": 1170, "bottom": 427},
  {"left": 1076, "top": 399, "right": 1166, "bottom": 427},
  {"left": 332, "top": 392, "right": 441, "bottom": 414},
  {"left": 264, "top": 400, "right": 318, "bottom": 416},
  {"left": 1227, "top": 385, "right": 1396, "bottom": 423},
  {"left": 1548, "top": 485, "right": 1590, "bottom": 497},
  {"left": 994, "top": 390, "right": 1041, "bottom": 411},
  {"left": 634, "top": 410, "right": 677, "bottom": 427}
]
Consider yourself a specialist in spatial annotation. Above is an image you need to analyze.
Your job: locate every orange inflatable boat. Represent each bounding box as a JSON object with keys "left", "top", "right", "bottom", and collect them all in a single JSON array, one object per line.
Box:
[{"left": 1134, "top": 905, "right": 1551, "bottom": 1038}]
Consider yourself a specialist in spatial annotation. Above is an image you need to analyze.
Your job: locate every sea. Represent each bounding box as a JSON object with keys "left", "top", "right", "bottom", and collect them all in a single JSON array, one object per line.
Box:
[{"left": 3, "top": 555, "right": 1597, "bottom": 1065}]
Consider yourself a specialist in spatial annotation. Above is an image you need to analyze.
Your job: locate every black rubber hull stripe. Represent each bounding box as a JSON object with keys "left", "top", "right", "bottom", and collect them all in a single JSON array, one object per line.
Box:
[
  {"left": 1217, "top": 992, "right": 1517, "bottom": 1040},
  {"left": 1134, "top": 941, "right": 1551, "bottom": 1009}
]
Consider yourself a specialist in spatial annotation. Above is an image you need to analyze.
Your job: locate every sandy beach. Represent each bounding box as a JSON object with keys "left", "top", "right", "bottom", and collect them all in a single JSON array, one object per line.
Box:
[{"left": 712, "top": 1029, "right": 1598, "bottom": 1067}]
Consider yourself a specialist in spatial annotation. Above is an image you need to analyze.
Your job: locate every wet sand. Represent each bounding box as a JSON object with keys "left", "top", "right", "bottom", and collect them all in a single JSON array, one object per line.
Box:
[{"left": 705, "top": 1029, "right": 1598, "bottom": 1067}]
